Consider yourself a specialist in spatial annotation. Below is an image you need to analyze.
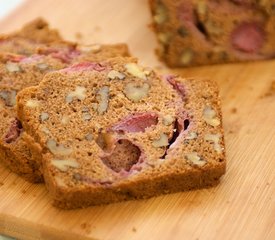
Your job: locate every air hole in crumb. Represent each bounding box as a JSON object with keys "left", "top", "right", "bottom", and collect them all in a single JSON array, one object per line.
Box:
[
  {"left": 194, "top": 10, "right": 208, "bottom": 38},
  {"left": 153, "top": 106, "right": 161, "bottom": 111},
  {"left": 169, "top": 119, "right": 180, "bottom": 147},
  {"left": 196, "top": 21, "right": 208, "bottom": 37},
  {"left": 113, "top": 102, "right": 123, "bottom": 108},
  {"left": 95, "top": 132, "right": 111, "bottom": 150},
  {"left": 161, "top": 117, "right": 189, "bottom": 158},
  {"left": 183, "top": 119, "right": 190, "bottom": 130}
]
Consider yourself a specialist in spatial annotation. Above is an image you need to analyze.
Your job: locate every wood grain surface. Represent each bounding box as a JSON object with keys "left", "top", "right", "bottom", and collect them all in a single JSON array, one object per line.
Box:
[{"left": 0, "top": 0, "right": 274, "bottom": 239}]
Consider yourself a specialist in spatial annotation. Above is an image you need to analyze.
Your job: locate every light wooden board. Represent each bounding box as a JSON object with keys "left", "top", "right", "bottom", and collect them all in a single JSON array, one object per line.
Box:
[{"left": 0, "top": 0, "right": 274, "bottom": 239}]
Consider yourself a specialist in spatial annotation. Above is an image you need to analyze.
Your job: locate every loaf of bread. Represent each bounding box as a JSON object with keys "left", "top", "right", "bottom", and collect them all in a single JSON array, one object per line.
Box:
[
  {"left": 17, "top": 57, "right": 226, "bottom": 208},
  {"left": 0, "top": 42, "right": 130, "bottom": 182},
  {"left": 149, "top": 0, "right": 275, "bottom": 67}
]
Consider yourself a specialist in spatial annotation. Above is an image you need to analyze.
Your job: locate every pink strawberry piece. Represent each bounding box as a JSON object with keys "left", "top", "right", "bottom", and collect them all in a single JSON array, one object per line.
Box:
[
  {"left": 40, "top": 47, "right": 81, "bottom": 63},
  {"left": 62, "top": 62, "right": 106, "bottom": 72},
  {"left": 19, "top": 54, "right": 44, "bottom": 64},
  {"left": 50, "top": 50, "right": 80, "bottom": 63},
  {"left": 6, "top": 54, "right": 25, "bottom": 63},
  {"left": 166, "top": 75, "right": 185, "bottom": 98},
  {"left": 111, "top": 112, "right": 158, "bottom": 133},
  {"left": 231, "top": 22, "right": 265, "bottom": 53},
  {"left": 178, "top": 0, "right": 195, "bottom": 26},
  {"left": 4, "top": 119, "right": 23, "bottom": 143}
]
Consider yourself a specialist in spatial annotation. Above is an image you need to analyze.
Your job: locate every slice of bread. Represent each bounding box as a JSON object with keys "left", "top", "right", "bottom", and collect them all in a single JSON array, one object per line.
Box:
[
  {"left": 0, "top": 43, "right": 130, "bottom": 183},
  {"left": 0, "top": 53, "right": 66, "bottom": 182},
  {"left": 0, "top": 18, "right": 130, "bottom": 59},
  {"left": 17, "top": 57, "right": 226, "bottom": 208},
  {"left": 0, "top": 18, "right": 64, "bottom": 55}
]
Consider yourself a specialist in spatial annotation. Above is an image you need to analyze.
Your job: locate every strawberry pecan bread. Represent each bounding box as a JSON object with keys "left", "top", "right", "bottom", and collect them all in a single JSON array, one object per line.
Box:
[
  {"left": 17, "top": 57, "right": 226, "bottom": 208},
  {"left": 0, "top": 18, "right": 64, "bottom": 56},
  {"left": 0, "top": 45, "right": 130, "bottom": 183},
  {"left": 0, "top": 53, "right": 66, "bottom": 182},
  {"left": 149, "top": 0, "right": 275, "bottom": 67},
  {"left": 0, "top": 18, "right": 129, "bottom": 61}
]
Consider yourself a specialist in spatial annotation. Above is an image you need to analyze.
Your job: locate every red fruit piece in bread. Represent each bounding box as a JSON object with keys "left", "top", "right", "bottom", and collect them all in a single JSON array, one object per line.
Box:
[
  {"left": 111, "top": 112, "right": 158, "bottom": 133},
  {"left": 178, "top": 0, "right": 195, "bottom": 26},
  {"left": 39, "top": 47, "right": 81, "bottom": 63},
  {"left": 231, "top": 22, "right": 265, "bottom": 53},
  {"left": 166, "top": 75, "right": 185, "bottom": 98},
  {"left": 62, "top": 62, "right": 107, "bottom": 72},
  {"left": 4, "top": 119, "right": 22, "bottom": 143}
]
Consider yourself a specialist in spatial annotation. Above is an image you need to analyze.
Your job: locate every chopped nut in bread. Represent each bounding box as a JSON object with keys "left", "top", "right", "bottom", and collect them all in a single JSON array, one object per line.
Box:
[
  {"left": 97, "top": 86, "right": 109, "bottom": 115},
  {"left": 185, "top": 152, "right": 206, "bottom": 167},
  {"left": 51, "top": 159, "right": 79, "bottom": 172},
  {"left": 47, "top": 139, "right": 73, "bottom": 156},
  {"left": 66, "top": 86, "right": 86, "bottom": 103},
  {"left": 124, "top": 83, "right": 150, "bottom": 102},
  {"left": 203, "top": 106, "right": 221, "bottom": 127}
]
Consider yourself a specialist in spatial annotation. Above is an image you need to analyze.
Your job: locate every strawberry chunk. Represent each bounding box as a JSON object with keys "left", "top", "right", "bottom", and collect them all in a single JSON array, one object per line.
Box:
[
  {"left": 111, "top": 112, "right": 158, "bottom": 133},
  {"left": 4, "top": 119, "right": 23, "bottom": 143},
  {"left": 178, "top": 0, "right": 195, "bottom": 26},
  {"left": 62, "top": 62, "right": 106, "bottom": 72},
  {"left": 166, "top": 75, "right": 185, "bottom": 98},
  {"left": 231, "top": 22, "right": 265, "bottom": 53},
  {"left": 39, "top": 47, "right": 81, "bottom": 63}
]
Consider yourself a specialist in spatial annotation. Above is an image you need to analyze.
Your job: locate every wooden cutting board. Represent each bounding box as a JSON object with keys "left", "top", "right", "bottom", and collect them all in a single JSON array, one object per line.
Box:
[{"left": 0, "top": 0, "right": 274, "bottom": 239}]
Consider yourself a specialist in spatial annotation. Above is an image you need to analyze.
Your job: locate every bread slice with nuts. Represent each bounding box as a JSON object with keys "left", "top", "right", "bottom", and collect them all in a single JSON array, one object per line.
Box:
[
  {"left": 0, "top": 44, "right": 130, "bottom": 183},
  {"left": 17, "top": 57, "right": 226, "bottom": 208},
  {"left": 37, "top": 43, "right": 130, "bottom": 64},
  {"left": 0, "top": 17, "right": 129, "bottom": 60},
  {"left": 0, "top": 18, "right": 64, "bottom": 56},
  {"left": 0, "top": 53, "right": 67, "bottom": 182}
]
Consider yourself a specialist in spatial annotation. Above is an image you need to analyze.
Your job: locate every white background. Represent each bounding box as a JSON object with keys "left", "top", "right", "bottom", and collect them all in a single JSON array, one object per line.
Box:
[{"left": 0, "top": 0, "right": 24, "bottom": 20}]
